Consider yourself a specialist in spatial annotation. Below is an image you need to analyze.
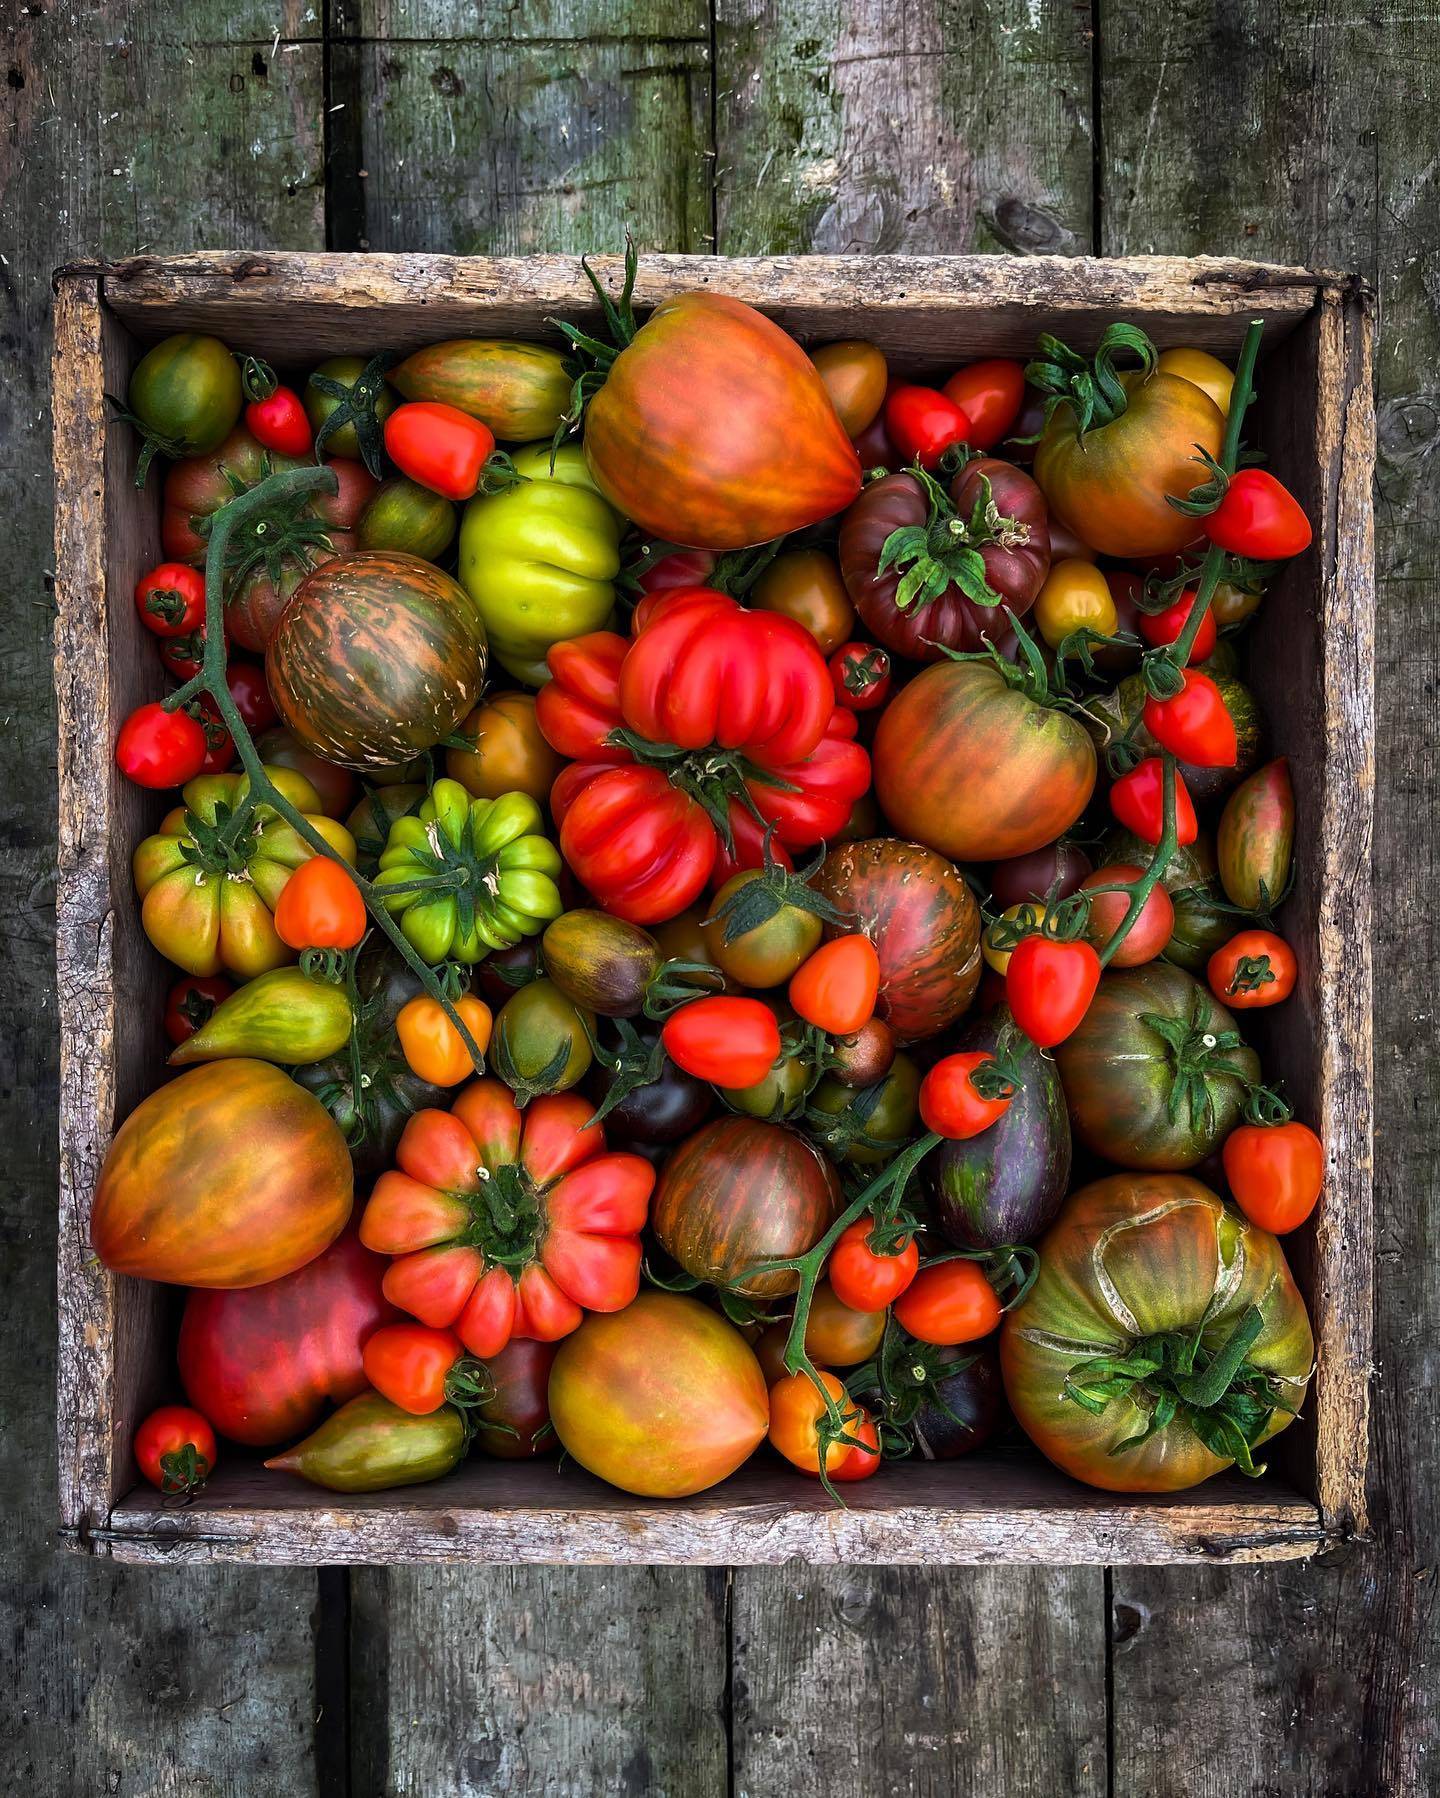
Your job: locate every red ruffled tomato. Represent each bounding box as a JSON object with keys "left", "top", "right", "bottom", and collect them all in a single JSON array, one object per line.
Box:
[
  {"left": 384, "top": 400, "right": 496, "bottom": 501},
  {"left": 662, "top": 996, "right": 782, "bottom": 1087},
  {"left": 1207, "top": 928, "right": 1298, "bottom": 1008},
  {"left": 362, "top": 1321, "right": 462, "bottom": 1415},
  {"left": 827, "top": 1216, "right": 919, "bottom": 1312},
  {"left": 828, "top": 641, "right": 892, "bottom": 710},
  {"left": 1109, "top": 757, "right": 1199, "bottom": 846},
  {"left": 1202, "top": 469, "right": 1312, "bottom": 560},
  {"left": 1142, "top": 669, "right": 1238, "bottom": 768},
  {"left": 894, "top": 1261, "right": 1001, "bottom": 1346},
  {"left": 941, "top": 360, "right": 1025, "bottom": 451},
  {"left": 134, "top": 1403, "right": 218, "bottom": 1497},
  {"left": 1222, "top": 1119, "right": 1323, "bottom": 1233},
  {"left": 1005, "top": 934, "right": 1101, "bottom": 1048},
  {"left": 1137, "top": 588, "right": 1217, "bottom": 663},
  {"left": 919, "top": 1051, "right": 1015, "bottom": 1139},
  {"left": 163, "top": 973, "right": 234, "bottom": 1045},
  {"left": 884, "top": 385, "right": 971, "bottom": 469},
  {"left": 115, "top": 701, "right": 208, "bottom": 789},
  {"left": 273, "top": 855, "right": 368, "bottom": 950},
  {"left": 135, "top": 561, "right": 206, "bottom": 638},
  {"left": 789, "top": 934, "right": 881, "bottom": 1036}
]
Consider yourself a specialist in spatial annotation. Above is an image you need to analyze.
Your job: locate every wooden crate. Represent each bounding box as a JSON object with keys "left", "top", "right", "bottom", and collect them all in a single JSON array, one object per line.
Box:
[{"left": 53, "top": 253, "right": 1375, "bottom": 1567}]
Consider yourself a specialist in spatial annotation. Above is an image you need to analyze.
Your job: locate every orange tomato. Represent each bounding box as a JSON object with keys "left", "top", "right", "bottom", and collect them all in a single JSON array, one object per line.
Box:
[
  {"left": 273, "top": 855, "right": 367, "bottom": 951},
  {"left": 1033, "top": 558, "right": 1119, "bottom": 649},
  {"left": 1157, "top": 346, "right": 1235, "bottom": 415},
  {"left": 1222, "top": 1120, "right": 1323, "bottom": 1234},
  {"left": 810, "top": 340, "right": 889, "bottom": 437},
  {"left": 446, "top": 690, "right": 563, "bottom": 805},
  {"left": 750, "top": 548, "right": 856, "bottom": 655},
  {"left": 789, "top": 933, "right": 881, "bottom": 1035},
  {"left": 395, "top": 993, "right": 495, "bottom": 1085},
  {"left": 769, "top": 1369, "right": 861, "bottom": 1475},
  {"left": 894, "top": 1261, "right": 1002, "bottom": 1345}
]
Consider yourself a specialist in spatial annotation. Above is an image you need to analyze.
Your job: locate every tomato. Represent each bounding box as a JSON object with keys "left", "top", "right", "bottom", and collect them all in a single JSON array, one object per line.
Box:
[
  {"left": 661, "top": 995, "right": 781, "bottom": 1087},
  {"left": 389, "top": 337, "right": 572, "bottom": 439},
  {"left": 906, "top": 1343, "right": 1006, "bottom": 1459},
  {"left": 490, "top": 979, "right": 595, "bottom": 1102},
  {"left": 1032, "top": 558, "right": 1118, "bottom": 649},
  {"left": 539, "top": 911, "right": 668, "bottom": 1019},
  {"left": 305, "top": 356, "right": 396, "bottom": 466},
  {"left": 804, "top": 1280, "right": 889, "bottom": 1367},
  {"left": 164, "top": 972, "right": 235, "bottom": 1045},
  {"left": 1137, "top": 588, "right": 1217, "bottom": 663},
  {"left": 1089, "top": 666, "right": 1259, "bottom": 812},
  {"left": 809, "top": 1054, "right": 921, "bottom": 1167},
  {"left": 226, "top": 660, "right": 279, "bottom": 732},
  {"left": 134, "top": 1405, "right": 218, "bottom": 1497},
  {"left": 825, "top": 1016, "right": 897, "bottom": 1089},
  {"left": 265, "top": 1391, "right": 465, "bottom": 1492},
  {"left": 1109, "top": 757, "right": 1199, "bottom": 847},
  {"left": 1208, "top": 928, "right": 1298, "bottom": 1009},
  {"left": 894, "top": 1261, "right": 1002, "bottom": 1346},
  {"left": 1142, "top": 669, "right": 1239, "bottom": 768},
  {"left": 635, "top": 547, "right": 716, "bottom": 595},
  {"left": 255, "top": 726, "right": 357, "bottom": 818},
  {"left": 273, "top": 855, "right": 368, "bottom": 950},
  {"left": 246, "top": 383, "right": 314, "bottom": 457},
  {"left": 165, "top": 964, "right": 354, "bottom": 1068},
  {"left": 1080, "top": 864, "right": 1174, "bottom": 967},
  {"left": 831, "top": 1409, "right": 884, "bottom": 1480},
  {"left": 829, "top": 641, "right": 891, "bottom": 710},
  {"left": 193, "top": 699, "right": 237, "bottom": 775},
  {"left": 1217, "top": 758, "right": 1293, "bottom": 911},
  {"left": 1223, "top": 1120, "right": 1324, "bottom": 1234},
  {"left": 884, "top": 385, "right": 971, "bottom": 469},
  {"left": 158, "top": 628, "right": 209, "bottom": 681},
  {"left": 981, "top": 902, "right": 1037, "bottom": 977},
  {"left": 589, "top": 1020, "right": 715, "bottom": 1153},
  {"left": 919, "top": 1052, "right": 1015, "bottom": 1139},
  {"left": 549, "top": 1292, "right": 769, "bottom": 1495},
  {"left": 357, "top": 475, "right": 458, "bottom": 560},
  {"left": 1002, "top": 1173, "right": 1313, "bottom": 1490},
  {"left": 789, "top": 935, "right": 881, "bottom": 1036},
  {"left": 988, "top": 841, "right": 1093, "bottom": 909},
  {"left": 135, "top": 561, "right": 206, "bottom": 638},
  {"left": 115, "top": 701, "right": 208, "bottom": 788},
  {"left": 396, "top": 994, "right": 495, "bottom": 1085},
  {"left": 1157, "top": 347, "right": 1234, "bottom": 414},
  {"left": 1005, "top": 935, "right": 1101, "bottom": 1049},
  {"left": 811, "top": 340, "right": 888, "bottom": 436},
  {"left": 363, "top": 1322, "right": 463, "bottom": 1415},
  {"left": 360, "top": 1080, "right": 653, "bottom": 1357},
  {"left": 472, "top": 1337, "right": 558, "bottom": 1459},
  {"left": 93, "top": 1059, "right": 353, "bottom": 1287},
  {"left": 769, "top": 1369, "right": 865, "bottom": 1475},
  {"left": 447, "top": 690, "right": 564, "bottom": 805},
  {"left": 827, "top": 1216, "right": 919, "bottom": 1312},
  {"left": 702, "top": 868, "right": 824, "bottom": 988},
  {"left": 1202, "top": 468, "right": 1312, "bottom": 559},
  {"left": 942, "top": 359, "right": 1026, "bottom": 449},
  {"left": 127, "top": 334, "right": 243, "bottom": 479}
]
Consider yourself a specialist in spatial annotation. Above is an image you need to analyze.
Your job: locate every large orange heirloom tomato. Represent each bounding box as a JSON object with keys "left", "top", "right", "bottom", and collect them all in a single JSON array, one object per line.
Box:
[{"left": 358, "top": 1078, "right": 655, "bottom": 1358}]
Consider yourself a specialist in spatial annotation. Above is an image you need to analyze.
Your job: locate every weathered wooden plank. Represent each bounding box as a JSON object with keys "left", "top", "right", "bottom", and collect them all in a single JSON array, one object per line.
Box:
[
  {"left": 4, "top": 4, "right": 327, "bottom": 1793},
  {"left": 1100, "top": 2, "right": 1433, "bottom": 1790}
]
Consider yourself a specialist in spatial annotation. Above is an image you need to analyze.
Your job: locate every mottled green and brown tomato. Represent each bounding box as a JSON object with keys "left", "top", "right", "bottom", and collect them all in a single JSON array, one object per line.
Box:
[
  {"left": 702, "top": 869, "right": 824, "bottom": 988},
  {"left": 750, "top": 548, "right": 857, "bottom": 655},
  {"left": 161, "top": 425, "right": 309, "bottom": 564},
  {"left": 1217, "top": 758, "right": 1294, "bottom": 911},
  {"left": 356, "top": 476, "right": 458, "bottom": 561},
  {"left": 873, "top": 660, "right": 1096, "bottom": 864},
  {"left": 490, "top": 979, "right": 595, "bottom": 1103},
  {"left": 1055, "top": 963, "right": 1260, "bottom": 1170},
  {"left": 446, "top": 690, "right": 563, "bottom": 805},
  {"left": 265, "top": 1392, "right": 464, "bottom": 1493},
  {"left": 1002, "top": 1174, "right": 1313, "bottom": 1492},
  {"left": 304, "top": 356, "right": 396, "bottom": 462},
  {"left": 1101, "top": 829, "right": 1233, "bottom": 972},
  {"left": 548, "top": 1292, "right": 769, "bottom": 1497},
  {"left": 810, "top": 341, "right": 888, "bottom": 437},
  {"left": 127, "top": 333, "right": 243, "bottom": 477},
  {"left": 808, "top": 1053, "right": 921, "bottom": 1167},
  {"left": 541, "top": 910, "right": 665, "bottom": 1018},
  {"left": 653, "top": 1116, "right": 841, "bottom": 1298},
  {"left": 389, "top": 338, "right": 572, "bottom": 440}
]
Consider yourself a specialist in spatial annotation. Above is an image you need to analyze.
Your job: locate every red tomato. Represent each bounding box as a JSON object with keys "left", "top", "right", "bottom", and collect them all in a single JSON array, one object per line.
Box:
[
  {"left": 830, "top": 1407, "right": 883, "bottom": 1481},
  {"left": 1005, "top": 935, "right": 1101, "bottom": 1048},
  {"left": 362, "top": 1322, "right": 462, "bottom": 1415},
  {"left": 894, "top": 1261, "right": 1001, "bottom": 1345},
  {"left": 159, "top": 628, "right": 209, "bottom": 681},
  {"left": 246, "top": 385, "right": 314, "bottom": 457},
  {"left": 1109, "top": 757, "right": 1199, "bottom": 846},
  {"left": 919, "top": 1051, "right": 1014, "bottom": 1139},
  {"left": 1222, "top": 1119, "right": 1324, "bottom": 1233},
  {"left": 135, "top": 561, "right": 206, "bottom": 638},
  {"left": 273, "top": 856, "right": 368, "bottom": 950},
  {"left": 1142, "top": 670, "right": 1239, "bottom": 768},
  {"left": 134, "top": 1404, "right": 218, "bottom": 1497},
  {"left": 827, "top": 1216, "right": 919, "bottom": 1312},
  {"left": 194, "top": 699, "right": 237, "bottom": 775},
  {"left": 1137, "top": 588, "right": 1217, "bottom": 663},
  {"left": 1207, "top": 928, "right": 1298, "bottom": 1009},
  {"left": 828, "top": 641, "right": 892, "bottom": 710},
  {"left": 1080, "top": 864, "right": 1174, "bottom": 967},
  {"left": 552, "top": 762, "right": 718, "bottom": 923},
  {"left": 1203, "top": 469, "right": 1313, "bottom": 559},
  {"left": 662, "top": 996, "right": 782, "bottom": 1087},
  {"left": 115, "top": 701, "right": 208, "bottom": 788},
  {"left": 163, "top": 973, "right": 234, "bottom": 1045},
  {"left": 769, "top": 1369, "right": 863, "bottom": 1475},
  {"left": 384, "top": 400, "right": 496, "bottom": 501},
  {"left": 941, "top": 360, "right": 1025, "bottom": 450},
  {"left": 636, "top": 547, "right": 716, "bottom": 594},
  {"left": 226, "top": 660, "right": 280, "bottom": 732},
  {"left": 789, "top": 935, "right": 881, "bottom": 1036},
  {"left": 884, "top": 385, "right": 971, "bottom": 469}
]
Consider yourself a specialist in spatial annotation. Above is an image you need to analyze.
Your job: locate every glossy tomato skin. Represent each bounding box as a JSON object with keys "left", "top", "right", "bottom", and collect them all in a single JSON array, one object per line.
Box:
[
  {"left": 1109, "top": 757, "right": 1199, "bottom": 847},
  {"left": 1203, "top": 469, "right": 1312, "bottom": 559},
  {"left": 134, "top": 1405, "right": 218, "bottom": 1495},
  {"left": 1207, "top": 928, "right": 1298, "bottom": 1009},
  {"left": 751, "top": 549, "right": 857, "bottom": 654},
  {"left": 1102, "top": 829, "right": 1233, "bottom": 974},
  {"left": 226, "top": 661, "right": 280, "bottom": 733},
  {"left": 384, "top": 401, "right": 495, "bottom": 500},
  {"left": 1223, "top": 1121, "right": 1324, "bottom": 1234},
  {"left": 178, "top": 1228, "right": 399, "bottom": 1445},
  {"left": 136, "top": 562, "right": 206, "bottom": 638},
  {"left": 164, "top": 972, "right": 235, "bottom": 1045},
  {"left": 1143, "top": 669, "right": 1239, "bottom": 768},
  {"left": 909, "top": 1344, "right": 1006, "bottom": 1459},
  {"left": 363, "top": 1322, "right": 462, "bottom": 1414},
  {"left": 469, "top": 1338, "right": 559, "bottom": 1459},
  {"left": 919, "top": 1052, "right": 1014, "bottom": 1139},
  {"left": 789, "top": 935, "right": 881, "bottom": 1036},
  {"left": 884, "top": 384, "right": 971, "bottom": 468},
  {"left": 942, "top": 360, "right": 1026, "bottom": 450},
  {"left": 246, "top": 383, "right": 314, "bottom": 457},
  {"left": 588, "top": 1022, "right": 714, "bottom": 1153},
  {"left": 554, "top": 763, "right": 717, "bottom": 924},
  {"left": 1002, "top": 1173, "right": 1313, "bottom": 1491},
  {"left": 549, "top": 1292, "right": 769, "bottom": 1496},
  {"left": 273, "top": 856, "right": 367, "bottom": 950},
  {"left": 1137, "top": 589, "right": 1217, "bottom": 664},
  {"left": 254, "top": 726, "right": 358, "bottom": 819},
  {"left": 895, "top": 1262, "right": 1002, "bottom": 1346},
  {"left": 265, "top": 1391, "right": 465, "bottom": 1492},
  {"left": 988, "top": 841, "right": 1093, "bottom": 910},
  {"left": 1081, "top": 863, "right": 1175, "bottom": 967},
  {"left": 661, "top": 996, "right": 782, "bottom": 1087},
  {"left": 447, "top": 690, "right": 562, "bottom": 806},
  {"left": 769, "top": 1369, "right": 861, "bottom": 1475},
  {"left": 703, "top": 870, "right": 823, "bottom": 988},
  {"left": 1217, "top": 758, "right": 1294, "bottom": 912},
  {"left": 827, "top": 1217, "right": 919, "bottom": 1311},
  {"left": 115, "top": 702, "right": 208, "bottom": 789},
  {"left": 810, "top": 341, "right": 888, "bottom": 437},
  {"left": 583, "top": 291, "right": 861, "bottom": 551}
]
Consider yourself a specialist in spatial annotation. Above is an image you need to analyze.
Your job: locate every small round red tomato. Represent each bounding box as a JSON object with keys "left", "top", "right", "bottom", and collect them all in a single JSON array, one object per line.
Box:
[
  {"left": 384, "top": 401, "right": 496, "bottom": 501},
  {"left": 395, "top": 993, "right": 495, "bottom": 1086},
  {"left": 134, "top": 1404, "right": 218, "bottom": 1497},
  {"left": 1137, "top": 588, "right": 1217, "bottom": 663},
  {"left": 115, "top": 701, "right": 208, "bottom": 789},
  {"left": 829, "top": 641, "right": 892, "bottom": 710},
  {"left": 769, "top": 1369, "right": 861, "bottom": 1475},
  {"left": 1080, "top": 864, "right": 1175, "bottom": 967},
  {"left": 1222, "top": 1119, "right": 1323, "bottom": 1233},
  {"left": 1143, "top": 669, "right": 1238, "bottom": 768},
  {"left": 884, "top": 384, "right": 971, "bottom": 469},
  {"left": 894, "top": 1261, "right": 1001, "bottom": 1346},
  {"left": 135, "top": 561, "right": 206, "bottom": 638},
  {"left": 827, "top": 1216, "right": 919, "bottom": 1312},
  {"left": 226, "top": 660, "right": 279, "bottom": 732},
  {"left": 941, "top": 360, "right": 1025, "bottom": 451},
  {"left": 273, "top": 856, "right": 368, "bottom": 950},
  {"left": 661, "top": 995, "right": 782, "bottom": 1087},
  {"left": 919, "top": 1052, "right": 1014, "bottom": 1139},
  {"left": 1203, "top": 469, "right": 1313, "bottom": 560},
  {"left": 246, "top": 384, "right": 314, "bottom": 457},
  {"left": 194, "top": 700, "right": 236, "bottom": 775},
  {"left": 1207, "top": 928, "right": 1298, "bottom": 1009},
  {"left": 159, "top": 629, "right": 209, "bottom": 681},
  {"left": 1005, "top": 934, "right": 1101, "bottom": 1049},
  {"left": 163, "top": 973, "right": 234, "bottom": 1045},
  {"left": 362, "top": 1321, "right": 462, "bottom": 1415},
  {"left": 1109, "top": 757, "right": 1199, "bottom": 847},
  {"left": 789, "top": 934, "right": 881, "bottom": 1036},
  {"left": 830, "top": 1407, "right": 883, "bottom": 1481}
]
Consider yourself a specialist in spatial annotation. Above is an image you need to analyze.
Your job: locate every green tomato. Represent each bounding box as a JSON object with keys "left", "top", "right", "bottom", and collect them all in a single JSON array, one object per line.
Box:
[
  {"left": 491, "top": 979, "right": 595, "bottom": 1105},
  {"left": 305, "top": 356, "right": 395, "bottom": 463},
  {"left": 459, "top": 442, "right": 622, "bottom": 685},
  {"left": 356, "top": 477, "right": 458, "bottom": 560},
  {"left": 808, "top": 1054, "right": 921, "bottom": 1166},
  {"left": 126, "top": 334, "right": 243, "bottom": 479}
]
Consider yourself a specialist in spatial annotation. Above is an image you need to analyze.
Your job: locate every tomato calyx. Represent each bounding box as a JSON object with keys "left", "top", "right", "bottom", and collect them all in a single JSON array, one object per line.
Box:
[
  {"left": 157, "top": 1441, "right": 212, "bottom": 1501},
  {"left": 1022, "top": 320, "right": 1158, "bottom": 437},
  {"left": 239, "top": 355, "right": 279, "bottom": 404},
  {"left": 308, "top": 351, "right": 395, "bottom": 476},
  {"left": 702, "top": 840, "right": 849, "bottom": 945},
  {"left": 448, "top": 1159, "right": 551, "bottom": 1274},
  {"left": 550, "top": 232, "right": 641, "bottom": 442},
  {"left": 1224, "top": 952, "right": 1278, "bottom": 998},
  {"left": 876, "top": 466, "right": 1021, "bottom": 613},
  {"left": 847, "top": 1319, "right": 992, "bottom": 1456},
  {"left": 1139, "top": 991, "right": 1255, "bottom": 1133},
  {"left": 605, "top": 727, "right": 801, "bottom": 852},
  {"left": 583, "top": 1016, "right": 671, "bottom": 1128}
]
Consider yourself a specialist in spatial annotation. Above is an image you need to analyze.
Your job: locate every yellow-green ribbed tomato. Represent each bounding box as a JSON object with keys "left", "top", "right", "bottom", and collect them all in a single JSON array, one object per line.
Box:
[
  {"left": 373, "top": 778, "right": 563, "bottom": 964},
  {"left": 458, "top": 443, "right": 622, "bottom": 685}
]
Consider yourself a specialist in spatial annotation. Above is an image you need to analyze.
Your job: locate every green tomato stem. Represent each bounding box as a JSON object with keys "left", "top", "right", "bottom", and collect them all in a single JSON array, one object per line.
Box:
[{"left": 1095, "top": 752, "right": 1180, "bottom": 969}]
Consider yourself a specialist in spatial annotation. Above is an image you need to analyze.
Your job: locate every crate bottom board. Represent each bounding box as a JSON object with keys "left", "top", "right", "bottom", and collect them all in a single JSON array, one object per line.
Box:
[{"left": 85, "top": 1448, "right": 1328, "bottom": 1566}]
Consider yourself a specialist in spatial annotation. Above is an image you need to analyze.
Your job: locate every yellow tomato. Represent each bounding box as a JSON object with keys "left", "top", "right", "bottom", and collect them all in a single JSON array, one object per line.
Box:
[
  {"left": 1157, "top": 347, "right": 1234, "bottom": 416},
  {"left": 1032, "top": 558, "right": 1119, "bottom": 650},
  {"left": 982, "top": 902, "right": 1043, "bottom": 976}
]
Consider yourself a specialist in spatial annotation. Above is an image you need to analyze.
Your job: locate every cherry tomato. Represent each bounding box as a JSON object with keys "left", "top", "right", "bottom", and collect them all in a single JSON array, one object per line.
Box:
[
  {"left": 941, "top": 359, "right": 1025, "bottom": 450},
  {"left": 273, "top": 856, "right": 368, "bottom": 950},
  {"left": 982, "top": 902, "right": 1042, "bottom": 977},
  {"left": 1080, "top": 864, "right": 1174, "bottom": 967},
  {"left": 919, "top": 1052, "right": 1015, "bottom": 1139},
  {"left": 194, "top": 700, "right": 237, "bottom": 775},
  {"left": 1109, "top": 757, "right": 1199, "bottom": 846},
  {"left": 163, "top": 973, "right": 235, "bottom": 1046},
  {"left": 830, "top": 1407, "right": 883, "bottom": 1481},
  {"left": 246, "top": 384, "right": 314, "bottom": 457},
  {"left": 1222, "top": 1119, "right": 1324, "bottom": 1234},
  {"left": 1207, "top": 928, "right": 1298, "bottom": 1009},
  {"left": 1005, "top": 934, "right": 1101, "bottom": 1048},
  {"left": 802, "top": 1281, "right": 889, "bottom": 1368},
  {"left": 1137, "top": 588, "right": 1217, "bottom": 663},
  {"left": 115, "top": 701, "right": 208, "bottom": 789},
  {"left": 1202, "top": 469, "right": 1313, "bottom": 560},
  {"left": 135, "top": 561, "right": 206, "bottom": 639},
  {"left": 362, "top": 1322, "right": 462, "bottom": 1415},
  {"left": 789, "top": 935, "right": 882, "bottom": 1036},
  {"left": 829, "top": 641, "right": 892, "bottom": 710},
  {"left": 884, "top": 384, "right": 971, "bottom": 470},
  {"left": 769, "top": 1369, "right": 864, "bottom": 1475},
  {"left": 661, "top": 995, "right": 782, "bottom": 1087},
  {"left": 827, "top": 1216, "right": 919, "bottom": 1312},
  {"left": 384, "top": 401, "right": 496, "bottom": 501},
  {"left": 395, "top": 993, "right": 495, "bottom": 1085},
  {"left": 751, "top": 548, "right": 856, "bottom": 655},
  {"left": 1142, "top": 669, "right": 1239, "bottom": 768},
  {"left": 1033, "top": 558, "right": 1118, "bottom": 650},
  {"left": 811, "top": 340, "right": 888, "bottom": 437},
  {"left": 226, "top": 660, "right": 280, "bottom": 732},
  {"left": 894, "top": 1261, "right": 1001, "bottom": 1346},
  {"left": 159, "top": 628, "right": 209, "bottom": 681},
  {"left": 134, "top": 1404, "right": 217, "bottom": 1497}
]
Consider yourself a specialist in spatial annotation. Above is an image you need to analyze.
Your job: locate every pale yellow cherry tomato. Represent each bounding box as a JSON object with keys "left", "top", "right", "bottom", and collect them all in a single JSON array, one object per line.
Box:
[
  {"left": 1032, "top": 558, "right": 1118, "bottom": 650},
  {"left": 982, "top": 902, "right": 1043, "bottom": 976},
  {"left": 1157, "top": 347, "right": 1234, "bottom": 416}
]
